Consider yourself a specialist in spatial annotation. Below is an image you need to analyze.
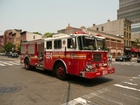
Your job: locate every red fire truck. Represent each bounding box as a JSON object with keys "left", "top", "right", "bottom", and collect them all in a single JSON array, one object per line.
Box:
[{"left": 20, "top": 32, "right": 115, "bottom": 80}]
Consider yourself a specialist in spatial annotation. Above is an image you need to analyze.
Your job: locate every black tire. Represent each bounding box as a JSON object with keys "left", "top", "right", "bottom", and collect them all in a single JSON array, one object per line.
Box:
[
  {"left": 24, "top": 59, "right": 31, "bottom": 70},
  {"left": 55, "top": 62, "right": 67, "bottom": 80}
]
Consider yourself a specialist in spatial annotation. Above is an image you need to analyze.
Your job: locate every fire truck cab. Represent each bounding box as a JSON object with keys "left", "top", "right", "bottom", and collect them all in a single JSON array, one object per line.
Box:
[{"left": 20, "top": 32, "right": 115, "bottom": 80}]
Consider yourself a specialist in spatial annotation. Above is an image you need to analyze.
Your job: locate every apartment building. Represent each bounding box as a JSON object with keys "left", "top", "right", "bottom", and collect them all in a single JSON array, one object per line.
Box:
[
  {"left": 89, "top": 18, "right": 132, "bottom": 56},
  {"left": 3, "top": 29, "right": 22, "bottom": 47},
  {"left": 0, "top": 36, "right": 4, "bottom": 50},
  {"left": 117, "top": 0, "right": 140, "bottom": 35},
  {"left": 58, "top": 24, "right": 82, "bottom": 34},
  {"left": 117, "top": 0, "right": 140, "bottom": 56},
  {"left": 0, "top": 29, "right": 42, "bottom": 51},
  {"left": 20, "top": 31, "right": 42, "bottom": 42}
]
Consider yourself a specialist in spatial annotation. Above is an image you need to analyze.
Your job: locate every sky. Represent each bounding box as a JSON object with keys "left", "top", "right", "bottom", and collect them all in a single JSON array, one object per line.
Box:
[{"left": 0, "top": 0, "right": 119, "bottom": 35}]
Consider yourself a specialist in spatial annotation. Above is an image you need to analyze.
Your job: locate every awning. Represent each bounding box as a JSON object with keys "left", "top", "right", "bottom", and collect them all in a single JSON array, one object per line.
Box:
[{"left": 131, "top": 47, "right": 140, "bottom": 52}]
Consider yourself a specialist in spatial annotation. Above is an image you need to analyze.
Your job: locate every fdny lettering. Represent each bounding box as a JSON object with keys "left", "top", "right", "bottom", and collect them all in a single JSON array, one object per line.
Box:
[{"left": 46, "top": 52, "right": 52, "bottom": 59}]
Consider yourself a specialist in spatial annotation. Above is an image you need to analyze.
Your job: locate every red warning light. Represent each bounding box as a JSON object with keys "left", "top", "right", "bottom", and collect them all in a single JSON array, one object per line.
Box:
[{"left": 75, "top": 31, "right": 86, "bottom": 34}]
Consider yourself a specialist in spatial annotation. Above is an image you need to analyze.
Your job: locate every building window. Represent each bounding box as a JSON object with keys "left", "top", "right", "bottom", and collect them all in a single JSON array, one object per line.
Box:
[
  {"left": 33, "top": 36, "right": 35, "bottom": 39},
  {"left": 96, "top": 28, "right": 98, "bottom": 31},
  {"left": 101, "top": 26, "right": 104, "bottom": 31}
]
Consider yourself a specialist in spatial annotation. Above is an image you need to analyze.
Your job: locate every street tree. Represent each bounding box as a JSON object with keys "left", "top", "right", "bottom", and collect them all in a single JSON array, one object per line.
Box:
[
  {"left": 43, "top": 32, "right": 54, "bottom": 38},
  {"left": 3, "top": 42, "right": 15, "bottom": 53},
  {"left": 133, "top": 38, "right": 140, "bottom": 48},
  {"left": 33, "top": 32, "right": 42, "bottom": 35}
]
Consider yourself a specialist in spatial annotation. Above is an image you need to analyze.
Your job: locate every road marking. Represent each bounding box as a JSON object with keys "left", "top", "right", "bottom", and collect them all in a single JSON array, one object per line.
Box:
[
  {"left": 113, "top": 62, "right": 140, "bottom": 66},
  {"left": 132, "top": 77, "right": 140, "bottom": 79},
  {"left": 124, "top": 82, "right": 138, "bottom": 86},
  {"left": 74, "top": 97, "right": 91, "bottom": 105},
  {"left": 108, "top": 89, "right": 140, "bottom": 100},
  {"left": 61, "top": 87, "right": 123, "bottom": 105},
  {"left": 114, "top": 84, "right": 140, "bottom": 92},
  {"left": 7, "top": 61, "right": 20, "bottom": 65},
  {"left": 0, "top": 63, "right": 5, "bottom": 66},
  {"left": 0, "top": 61, "right": 21, "bottom": 66},
  {"left": 0, "top": 62, "right": 13, "bottom": 65}
]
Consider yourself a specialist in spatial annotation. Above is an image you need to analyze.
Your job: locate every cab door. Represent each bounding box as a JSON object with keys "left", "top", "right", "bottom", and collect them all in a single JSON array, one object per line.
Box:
[
  {"left": 44, "top": 40, "right": 53, "bottom": 70},
  {"left": 67, "top": 38, "right": 79, "bottom": 75}
]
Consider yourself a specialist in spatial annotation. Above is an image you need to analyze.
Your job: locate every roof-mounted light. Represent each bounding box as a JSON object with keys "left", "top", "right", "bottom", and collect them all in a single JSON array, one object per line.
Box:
[{"left": 75, "top": 31, "right": 86, "bottom": 34}]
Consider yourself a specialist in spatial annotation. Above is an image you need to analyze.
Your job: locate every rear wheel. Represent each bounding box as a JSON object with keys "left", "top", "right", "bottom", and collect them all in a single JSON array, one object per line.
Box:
[
  {"left": 55, "top": 62, "right": 67, "bottom": 80},
  {"left": 24, "top": 59, "right": 31, "bottom": 70}
]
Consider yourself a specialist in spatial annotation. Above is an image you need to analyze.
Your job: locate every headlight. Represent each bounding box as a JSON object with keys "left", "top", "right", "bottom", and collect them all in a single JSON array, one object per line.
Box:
[
  {"left": 103, "top": 63, "right": 107, "bottom": 66},
  {"left": 86, "top": 65, "right": 93, "bottom": 71},
  {"left": 86, "top": 65, "right": 92, "bottom": 69}
]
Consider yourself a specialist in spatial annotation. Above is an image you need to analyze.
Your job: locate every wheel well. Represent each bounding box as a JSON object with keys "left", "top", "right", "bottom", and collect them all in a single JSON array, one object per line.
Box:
[
  {"left": 52, "top": 60, "right": 67, "bottom": 73},
  {"left": 24, "top": 57, "right": 29, "bottom": 63}
]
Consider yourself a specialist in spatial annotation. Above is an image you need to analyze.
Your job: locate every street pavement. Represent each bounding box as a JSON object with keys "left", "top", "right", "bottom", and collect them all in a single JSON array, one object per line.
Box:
[{"left": 0, "top": 55, "right": 140, "bottom": 105}]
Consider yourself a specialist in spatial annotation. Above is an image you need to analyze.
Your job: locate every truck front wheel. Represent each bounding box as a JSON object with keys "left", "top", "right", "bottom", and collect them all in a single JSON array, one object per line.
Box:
[
  {"left": 55, "top": 62, "right": 67, "bottom": 80},
  {"left": 24, "top": 59, "right": 31, "bottom": 70}
]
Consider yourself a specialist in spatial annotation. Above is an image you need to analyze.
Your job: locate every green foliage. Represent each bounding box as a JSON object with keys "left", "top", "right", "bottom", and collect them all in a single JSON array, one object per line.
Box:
[
  {"left": 17, "top": 44, "right": 21, "bottom": 50},
  {"left": 0, "top": 48, "right": 4, "bottom": 53},
  {"left": 3, "top": 42, "right": 15, "bottom": 52},
  {"left": 43, "top": 32, "right": 54, "bottom": 38},
  {"left": 33, "top": 32, "right": 42, "bottom": 35},
  {"left": 133, "top": 38, "right": 140, "bottom": 48}
]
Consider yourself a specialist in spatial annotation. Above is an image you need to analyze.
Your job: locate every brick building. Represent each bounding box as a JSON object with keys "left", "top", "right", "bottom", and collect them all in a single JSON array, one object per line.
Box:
[
  {"left": 89, "top": 18, "right": 132, "bottom": 56},
  {"left": 0, "top": 29, "right": 42, "bottom": 52},
  {"left": 0, "top": 36, "right": 4, "bottom": 50}
]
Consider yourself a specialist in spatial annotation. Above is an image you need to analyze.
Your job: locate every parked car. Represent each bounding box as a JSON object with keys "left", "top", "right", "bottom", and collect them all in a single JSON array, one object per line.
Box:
[
  {"left": 115, "top": 55, "right": 131, "bottom": 61},
  {"left": 8, "top": 52, "right": 19, "bottom": 58},
  {"left": 137, "top": 57, "right": 140, "bottom": 63}
]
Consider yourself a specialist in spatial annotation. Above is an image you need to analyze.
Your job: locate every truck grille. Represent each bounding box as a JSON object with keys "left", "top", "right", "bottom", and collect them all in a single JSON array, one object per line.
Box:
[{"left": 93, "top": 54, "right": 101, "bottom": 62}]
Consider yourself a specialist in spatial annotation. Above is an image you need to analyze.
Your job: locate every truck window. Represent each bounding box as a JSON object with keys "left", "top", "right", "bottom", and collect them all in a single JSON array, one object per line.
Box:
[
  {"left": 67, "top": 38, "right": 76, "bottom": 49},
  {"left": 54, "top": 40, "right": 61, "bottom": 49},
  {"left": 46, "top": 41, "right": 52, "bottom": 49},
  {"left": 77, "top": 36, "right": 96, "bottom": 50}
]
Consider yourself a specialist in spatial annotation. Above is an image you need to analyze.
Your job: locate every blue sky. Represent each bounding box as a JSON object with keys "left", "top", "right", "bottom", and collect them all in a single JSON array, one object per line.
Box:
[{"left": 0, "top": 0, "right": 119, "bottom": 34}]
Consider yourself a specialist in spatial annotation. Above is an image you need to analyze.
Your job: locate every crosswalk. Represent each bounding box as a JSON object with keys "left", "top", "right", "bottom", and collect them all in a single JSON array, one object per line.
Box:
[
  {"left": 112, "top": 61, "right": 140, "bottom": 66},
  {"left": 0, "top": 60, "right": 22, "bottom": 67},
  {"left": 61, "top": 75, "right": 140, "bottom": 105}
]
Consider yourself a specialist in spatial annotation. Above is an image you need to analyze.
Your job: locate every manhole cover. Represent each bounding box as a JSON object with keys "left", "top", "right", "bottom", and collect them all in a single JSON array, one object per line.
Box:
[{"left": 0, "top": 86, "right": 21, "bottom": 94}]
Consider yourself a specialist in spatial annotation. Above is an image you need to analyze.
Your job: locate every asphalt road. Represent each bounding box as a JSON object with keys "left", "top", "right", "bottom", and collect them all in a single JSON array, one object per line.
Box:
[{"left": 0, "top": 56, "right": 140, "bottom": 105}]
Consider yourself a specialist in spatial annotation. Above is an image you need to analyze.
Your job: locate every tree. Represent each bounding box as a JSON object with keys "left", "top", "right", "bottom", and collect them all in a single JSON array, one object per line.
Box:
[
  {"left": 3, "top": 42, "right": 15, "bottom": 52},
  {"left": 33, "top": 32, "right": 42, "bottom": 35},
  {"left": 43, "top": 32, "right": 54, "bottom": 38},
  {"left": 133, "top": 38, "right": 140, "bottom": 48}
]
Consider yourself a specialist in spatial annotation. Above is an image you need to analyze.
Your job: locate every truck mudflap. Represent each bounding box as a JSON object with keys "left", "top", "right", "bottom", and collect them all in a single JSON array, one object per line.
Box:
[{"left": 80, "top": 67, "right": 115, "bottom": 79}]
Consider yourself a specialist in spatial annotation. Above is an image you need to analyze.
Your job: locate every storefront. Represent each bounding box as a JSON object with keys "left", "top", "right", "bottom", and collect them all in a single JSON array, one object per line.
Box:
[
  {"left": 124, "top": 46, "right": 131, "bottom": 56},
  {"left": 131, "top": 47, "right": 140, "bottom": 57}
]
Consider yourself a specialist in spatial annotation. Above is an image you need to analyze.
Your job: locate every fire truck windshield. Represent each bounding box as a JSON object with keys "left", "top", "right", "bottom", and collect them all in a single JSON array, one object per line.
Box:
[
  {"left": 77, "top": 36, "right": 107, "bottom": 50},
  {"left": 96, "top": 38, "right": 107, "bottom": 50}
]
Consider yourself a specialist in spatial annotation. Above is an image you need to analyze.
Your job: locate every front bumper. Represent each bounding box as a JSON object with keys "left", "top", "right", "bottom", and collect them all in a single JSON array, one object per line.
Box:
[{"left": 80, "top": 67, "right": 115, "bottom": 79}]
